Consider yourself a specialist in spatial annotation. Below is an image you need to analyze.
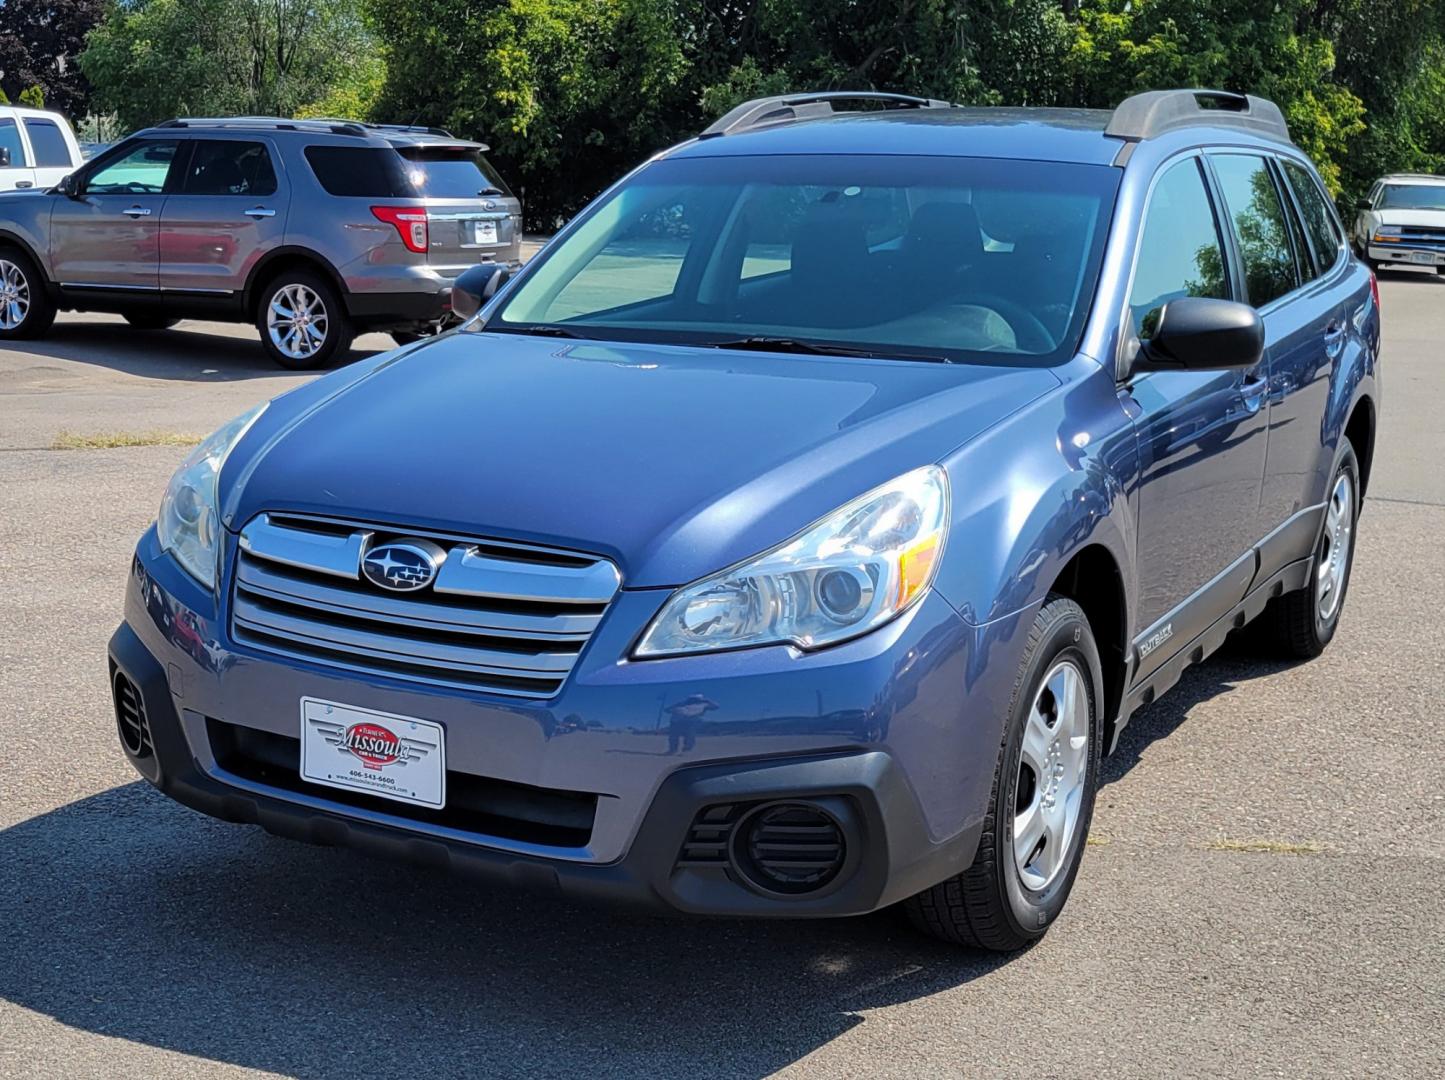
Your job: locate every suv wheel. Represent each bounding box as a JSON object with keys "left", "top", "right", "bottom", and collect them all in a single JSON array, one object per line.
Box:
[
  {"left": 256, "top": 271, "right": 352, "bottom": 370},
  {"left": 904, "top": 596, "right": 1102, "bottom": 950},
  {"left": 0, "top": 248, "right": 57, "bottom": 340},
  {"left": 1253, "top": 440, "right": 1360, "bottom": 658}
]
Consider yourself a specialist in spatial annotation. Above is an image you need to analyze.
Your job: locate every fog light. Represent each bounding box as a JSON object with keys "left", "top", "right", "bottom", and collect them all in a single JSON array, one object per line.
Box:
[{"left": 733, "top": 802, "right": 846, "bottom": 895}]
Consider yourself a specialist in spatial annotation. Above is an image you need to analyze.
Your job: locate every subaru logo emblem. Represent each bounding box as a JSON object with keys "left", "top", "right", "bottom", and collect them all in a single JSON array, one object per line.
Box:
[{"left": 361, "top": 539, "right": 444, "bottom": 592}]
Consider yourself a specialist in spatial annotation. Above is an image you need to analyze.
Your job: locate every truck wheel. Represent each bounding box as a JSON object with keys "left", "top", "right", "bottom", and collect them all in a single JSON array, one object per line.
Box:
[
  {"left": 256, "top": 270, "right": 352, "bottom": 370},
  {"left": 1254, "top": 440, "right": 1359, "bottom": 659},
  {"left": 0, "top": 247, "right": 57, "bottom": 340},
  {"left": 904, "top": 596, "right": 1102, "bottom": 950}
]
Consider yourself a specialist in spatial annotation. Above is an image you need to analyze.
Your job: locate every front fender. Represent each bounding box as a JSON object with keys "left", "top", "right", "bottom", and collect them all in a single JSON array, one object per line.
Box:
[{"left": 934, "top": 358, "right": 1139, "bottom": 631}]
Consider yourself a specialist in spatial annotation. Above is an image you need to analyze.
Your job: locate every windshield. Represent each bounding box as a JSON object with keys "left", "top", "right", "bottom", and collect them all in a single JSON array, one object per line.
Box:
[
  {"left": 489, "top": 154, "right": 1119, "bottom": 365},
  {"left": 398, "top": 146, "right": 513, "bottom": 198},
  {"left": 1378, "top": 183, "right": 1445, "bottom": 211}
]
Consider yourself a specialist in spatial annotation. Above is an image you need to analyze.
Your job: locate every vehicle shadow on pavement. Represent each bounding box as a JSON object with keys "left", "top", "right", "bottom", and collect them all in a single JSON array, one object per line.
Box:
[
  {"left": 1101, "top": 639, "right": 1296, "bottom": 786},
  {"left": 0, "top": 783, "right": 1013, "bottom": 1078},
  {"left": 4, "top": 320, "right": 380, "bottom": 382}
]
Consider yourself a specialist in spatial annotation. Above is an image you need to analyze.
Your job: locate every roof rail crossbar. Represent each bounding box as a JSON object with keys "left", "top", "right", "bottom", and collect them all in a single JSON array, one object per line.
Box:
[
  {"left": 1105, "top": 89, "right": 1291, "bottom": 143},
  {"left": 700, "top": 91, "right": 953, "bottom": 138},
  {"left": 154, "top": 117, "right": 369, "bottom": 137}
]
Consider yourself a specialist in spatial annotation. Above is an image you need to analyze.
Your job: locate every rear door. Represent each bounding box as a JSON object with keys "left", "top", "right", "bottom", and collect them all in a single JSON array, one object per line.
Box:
[
  {"left": 397, "top": 144, "right": 523, "bottom": 271},
  {"left": 159, "top": 137, "right": 287, "bottom": 296},
  {"left": 49, "top": 138, "right": 181, "bottom": 290},
  {"left": 20, "top": 115, "right": 81, "bottom": 188},
  {"left": 0, "top": 116, "right": 37, "bottom": 191}
]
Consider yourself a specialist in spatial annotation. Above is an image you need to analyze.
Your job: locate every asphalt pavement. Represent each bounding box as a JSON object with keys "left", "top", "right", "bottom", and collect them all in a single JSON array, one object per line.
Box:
[{"left": 1, "top": 270, "right": 1442, "bottom": 1078}]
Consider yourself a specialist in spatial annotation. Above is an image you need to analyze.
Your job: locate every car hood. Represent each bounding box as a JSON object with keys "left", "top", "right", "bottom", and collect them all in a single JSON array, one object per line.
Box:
[
  {"left": 225, "top": 332, "right": 1059, "bottom": 587},
  {"left": 1374, "top": 208, "right": 1445, "bottom": 227}
]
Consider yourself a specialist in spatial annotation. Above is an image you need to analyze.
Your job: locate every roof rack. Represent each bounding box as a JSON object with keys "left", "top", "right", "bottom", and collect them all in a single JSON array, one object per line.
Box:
[
  {"left": 700, "top": 91, "right": 953, "bottom": 138},
  {"left": 1105, "top": 89, "right": 1291, "bottom": 143},
  {"left": 158, "top": 117, "right": 369, "bottom": 137},
  {"left": 303, "top": 118, "right": 458, "bottom": 138}
]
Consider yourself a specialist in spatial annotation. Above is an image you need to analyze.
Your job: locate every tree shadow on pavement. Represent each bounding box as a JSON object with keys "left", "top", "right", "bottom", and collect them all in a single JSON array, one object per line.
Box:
[
  {"left": 0, "top": 782, "right": 1013, "bottom": 1079},
  {"left": 4, "top": 318, "right": 383, "bottom": 383}
]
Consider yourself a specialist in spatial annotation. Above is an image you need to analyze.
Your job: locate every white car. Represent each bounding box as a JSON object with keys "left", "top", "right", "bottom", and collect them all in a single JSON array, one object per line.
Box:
[
  {"left": 1352, "top": 172, "right": 1445, "bottom": 274},
  {"left": 0, "top": 106, "right": 84, "bottom": 192}
]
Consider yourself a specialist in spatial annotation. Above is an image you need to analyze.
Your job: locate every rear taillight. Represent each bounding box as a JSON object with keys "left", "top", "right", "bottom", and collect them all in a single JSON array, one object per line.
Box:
[
  {"left": 1369, "top": 269, "right": 1379, "bottom": 311},
  {"left": 371, "top": 206, "right": 428, "bottom": 253}
]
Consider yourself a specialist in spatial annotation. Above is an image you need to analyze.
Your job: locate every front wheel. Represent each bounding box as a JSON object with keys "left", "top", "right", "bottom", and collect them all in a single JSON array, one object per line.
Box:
[
  {"left": 256, "top": 271, "right": 352, "bottom": 370},
  {"left": 904, "top": 596, "right": 1102, "bottom": 950},
  {"left": 0, "top": 247, "right": 57, "bottom": 340}
]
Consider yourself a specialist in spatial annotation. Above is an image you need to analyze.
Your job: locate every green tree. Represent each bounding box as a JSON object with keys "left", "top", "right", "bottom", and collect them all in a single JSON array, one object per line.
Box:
[
  {"left": 0, "top": 0, "right": 106, "bottom": 114},
  {"left": 18, "top": 84, "right": 45, "bottom": 108},
  {"left": 79, "top": 0, "right": 381, "bottom": 129}
]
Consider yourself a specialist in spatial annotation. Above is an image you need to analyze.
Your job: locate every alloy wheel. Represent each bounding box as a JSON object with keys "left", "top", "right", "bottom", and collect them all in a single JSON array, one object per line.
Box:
[
  {"left": 0, "top": 259, "right": 31, "bottom": 331},
  {"left": 1014, "top": 658, "right": 1090, "bottom": 891},
  {"left": 1316, "top": 471, "right": 1354, "bottom": 621},
  {"left": 267, "top": 283, "right": 329, "bottom": 361}
]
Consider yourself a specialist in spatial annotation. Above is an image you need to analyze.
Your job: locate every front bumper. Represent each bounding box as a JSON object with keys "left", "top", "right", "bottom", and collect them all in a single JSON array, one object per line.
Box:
[
  {"left": 1367, "top": 243, "right": 1445, "bottom": 267},
  {"left": 110, "top": 528, "right": 1015, "bottom": 917}
]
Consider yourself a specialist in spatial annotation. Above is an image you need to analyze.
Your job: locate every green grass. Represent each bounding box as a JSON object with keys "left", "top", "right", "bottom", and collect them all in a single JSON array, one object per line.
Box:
[
  {"left": 52, "top": 430, "right": 201, "bottom": 451},
  {"left": 1204, "top": 837, "right": 1324, "bottom": 855}
]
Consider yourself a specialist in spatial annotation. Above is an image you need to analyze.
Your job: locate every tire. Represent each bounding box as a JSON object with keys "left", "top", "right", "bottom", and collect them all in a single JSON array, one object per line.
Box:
[
  {"left": 0, "top": 246, "right": 57, "bottom": 340},
  {"left": 123, "top": 313, "right": 180, "bottom": 331},
  {"left": 904, "top": 596, "right": 1102, "bottom": 950},
  {"left": 1253, "top": 440, "right": 1360, "bottom": 659},
  {"left": 255, "top": 269, "right": 352, "bottom": 370}
]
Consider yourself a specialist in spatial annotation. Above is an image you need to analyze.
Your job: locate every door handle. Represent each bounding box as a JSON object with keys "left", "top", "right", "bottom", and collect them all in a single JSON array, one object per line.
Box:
[
  {"left": 122, "top": 206, "right": 152, "bottom": 217},
  {"left": 244, "top": 207, "right": 276, "bottom": 218},
  {"left": 1323, "top": 320, "right": 1346, "bottom": 358},
  {"left": 15, "top": 181, "right": 33, "bottom": 189}
]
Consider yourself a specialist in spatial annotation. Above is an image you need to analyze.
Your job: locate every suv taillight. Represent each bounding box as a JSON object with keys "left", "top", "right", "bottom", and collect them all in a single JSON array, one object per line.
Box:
[
  {"left": 1369, "top": 268, "right": 1380, "bottom": 311},
  {"left": 371, "top": 206, "right": 428, "bottom": 253}
]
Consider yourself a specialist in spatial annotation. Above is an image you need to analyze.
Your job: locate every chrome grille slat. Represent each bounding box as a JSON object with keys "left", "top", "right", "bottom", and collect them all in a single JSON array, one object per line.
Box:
[{"left": 231, "top": 513, "right": 619, "bottom": 698}]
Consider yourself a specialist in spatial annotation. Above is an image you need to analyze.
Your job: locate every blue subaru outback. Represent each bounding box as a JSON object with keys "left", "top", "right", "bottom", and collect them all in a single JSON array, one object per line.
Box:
[{"left": 109, "top": 90, "right": 1379, "bottom": 949}]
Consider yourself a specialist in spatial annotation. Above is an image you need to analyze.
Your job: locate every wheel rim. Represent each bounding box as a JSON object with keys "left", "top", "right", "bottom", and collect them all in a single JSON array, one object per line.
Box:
[
  {"left": 1014, "top": 658, "right": 1090, "bottom": 892},
  {"left": 0, "top": 259, "right": 31, "bottom": 330},
  {"left": 267, "top": 283, "right": 328, "bottom": 360},
  {"left": 1316, "top": 471, "right": 1354, "bottom": 621}
]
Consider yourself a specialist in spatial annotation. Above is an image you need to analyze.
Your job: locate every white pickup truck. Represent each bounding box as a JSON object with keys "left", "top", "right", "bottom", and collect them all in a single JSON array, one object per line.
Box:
[{"left": 0, "top": 106, "right": 83, "bottom": 192}]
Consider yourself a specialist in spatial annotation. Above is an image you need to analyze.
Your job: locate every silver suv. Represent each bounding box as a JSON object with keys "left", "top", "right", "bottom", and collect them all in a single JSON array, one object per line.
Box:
[{"left": 0, "top": 117, "right": 523, "bottom": 367}]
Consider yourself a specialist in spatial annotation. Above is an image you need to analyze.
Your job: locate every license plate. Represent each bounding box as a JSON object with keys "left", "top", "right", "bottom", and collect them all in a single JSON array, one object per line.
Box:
[
  {"left": 300, "top": 698, "right": 445, "bottom": 809},
  {"left": 1408, "top": 250, "right": 1436, "bottom": 265},
  {"left": 473, "top": 220, "right": 498, "bottom": 245}
]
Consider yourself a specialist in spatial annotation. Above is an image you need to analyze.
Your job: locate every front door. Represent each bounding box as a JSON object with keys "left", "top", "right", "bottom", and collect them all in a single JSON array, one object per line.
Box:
[
  {"left": 0, "top": 116, "right": 37, "bottom": 191},
  {"left": 48, "top": 138, "right": 181, "bottom": 290},
  {"left": 159, "top": 137, "right": 288, "bottom": 296},
  {"left": 1124, "top": 156, "right": 1270, "bottom": 673}
]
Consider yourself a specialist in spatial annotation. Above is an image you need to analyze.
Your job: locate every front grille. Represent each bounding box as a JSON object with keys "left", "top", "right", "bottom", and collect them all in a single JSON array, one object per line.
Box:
[
  {"left": 229, "top": 513, "right": 620, "bottom": 698},
  {"left": 207, "top": 719, "right": 597, "bottom": 847},
  {"left": 113, "top": 671, "right": 153, "bottom": 758},
  {"left": 1384, "top": 226, "right": 1445, "bottom": 249}
]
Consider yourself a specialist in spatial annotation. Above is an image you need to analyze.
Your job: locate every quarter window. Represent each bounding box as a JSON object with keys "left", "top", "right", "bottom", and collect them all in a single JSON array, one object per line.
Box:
[
  {"left": 86, "top": 140, "right": 180, "bottom": 195},
  {"left": 183, "top": 140, "right": 277, "bottom": 196},
  {"left": 21, "top": 118, "right": 71, "bottom": 168},
  {"left": 1211, "top": 154, "right": 1299, "bottom": 308},
  {"left": 1283, "top": 161, "right": 1344, "bottom": 275},
  {"left": 1128, "top": 158, "right": 1228, "bottom": 340}
]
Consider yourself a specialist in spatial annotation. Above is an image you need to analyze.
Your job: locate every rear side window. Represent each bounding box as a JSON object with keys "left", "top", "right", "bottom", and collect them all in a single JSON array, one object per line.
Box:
[
  {"left": 22, "top": 118, "right": 71, "bottom": 168},
  {"left": 1283, "top": 161, "right": 1344, "bottom": 274},
  {"left": 184, "top": 140, "right": 277, "bottom": 196},
  {"left": 304, "top": 145, "right": 413, "bottom": 197},
  {"left": 0, "top": 119, "right": 26, "bottom": 168},
  {"left": 1211, "top": 154, "right": 1299, "bottom": 308},
  {"left": 396, "top": 146, "right": 513, "bottom": 198},
  {"left": 1129, "top": 158, "right": 1229, "bottom": 339}
]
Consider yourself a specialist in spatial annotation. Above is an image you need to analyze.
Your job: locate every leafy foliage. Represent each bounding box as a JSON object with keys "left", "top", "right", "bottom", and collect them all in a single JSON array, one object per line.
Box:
[{"left": 0, "top": 0, "right": 105, "bottom": 115}]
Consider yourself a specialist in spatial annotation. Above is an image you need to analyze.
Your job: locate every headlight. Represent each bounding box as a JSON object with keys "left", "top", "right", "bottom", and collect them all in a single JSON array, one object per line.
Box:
[
  {"left": 634, "top": 466, "right": 949, "bottom": 657},
  {"left": 157, "top": 404, "right": 266, "bottom": 588},
  {"left": 1374, "top": 225, "right": 1402, "bottom": 239}
]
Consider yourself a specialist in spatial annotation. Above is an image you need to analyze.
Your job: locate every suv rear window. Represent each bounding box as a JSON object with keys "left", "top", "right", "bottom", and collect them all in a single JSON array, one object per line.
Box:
[
  {"left": 304, "top": 145, "right": 414, "bottom": 197},
  {"left": 395, "top": 146, "right": 512, "bottom": 198}
]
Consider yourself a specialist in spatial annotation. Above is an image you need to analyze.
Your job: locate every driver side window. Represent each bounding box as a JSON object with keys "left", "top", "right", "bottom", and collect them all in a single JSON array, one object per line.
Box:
[
  {"left": 1129, "top": 158, "right": 1229, "bottom": 340},
  {"left": 85, "top": 140, "right": 181, "bottom": 195}
]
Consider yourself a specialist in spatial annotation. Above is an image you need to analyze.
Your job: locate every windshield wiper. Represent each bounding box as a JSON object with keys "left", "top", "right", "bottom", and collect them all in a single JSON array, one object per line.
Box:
[
  {"left": 497, "top": 323, "right": 585, "bottom": 339},
  {"left": 478, "top": 187, "right": 505, "bottom": 197},
  {"left": 706, "top": 336, "right": 951, "bottom": 363}
]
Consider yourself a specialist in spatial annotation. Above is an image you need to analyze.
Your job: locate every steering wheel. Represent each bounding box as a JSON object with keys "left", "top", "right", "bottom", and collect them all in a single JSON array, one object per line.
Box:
[{"left": 962, "top": 293, "right": 1056, "bottom": 353}]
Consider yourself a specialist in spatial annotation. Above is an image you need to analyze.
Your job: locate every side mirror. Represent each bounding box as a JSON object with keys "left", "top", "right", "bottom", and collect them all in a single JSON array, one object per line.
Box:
[
  {"left": 0, "top": 147, "right": 9, "bottom": 168},
  {"left": 1355, "top": 198, "right": 1371, "bottom": 211},
  {"left": 1132, "top": 297, "right": 1264, "bottom": 374},
  {"left": 56, "top": 173, "right": 81, "bottom": 198},
  {"left": 450, "top": 263, "right": 511, "bottom": 321}
]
